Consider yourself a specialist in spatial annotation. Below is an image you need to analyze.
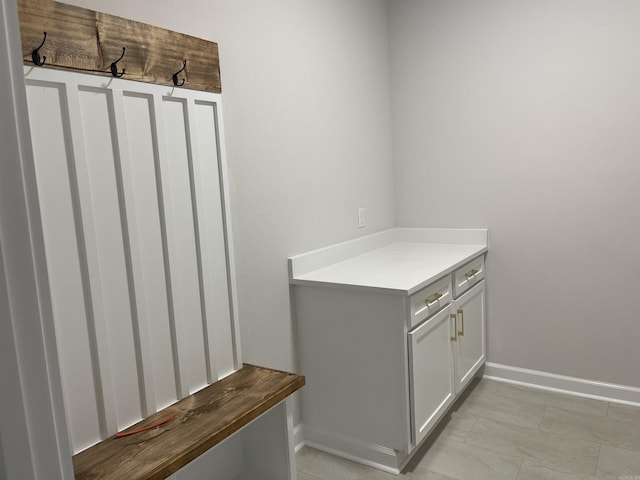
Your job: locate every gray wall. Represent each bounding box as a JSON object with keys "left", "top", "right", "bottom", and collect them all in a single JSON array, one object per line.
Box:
[
  {"left": 389, "top": 0, "right": 640, "bottom": 386},
  {"left": 57, "top": 0, "right": 640, "bottom": 392},
  {"left": 61, "top": 0, "right": 395, "bottom": 373},
  {"left": 6, "top": 1, "right": 639, "bottom": 477}
]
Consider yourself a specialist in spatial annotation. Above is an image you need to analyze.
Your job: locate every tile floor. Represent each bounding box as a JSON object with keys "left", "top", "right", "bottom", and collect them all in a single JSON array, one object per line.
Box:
[{"left": 295, "top": 378, "right": 640, "bottom": 480}]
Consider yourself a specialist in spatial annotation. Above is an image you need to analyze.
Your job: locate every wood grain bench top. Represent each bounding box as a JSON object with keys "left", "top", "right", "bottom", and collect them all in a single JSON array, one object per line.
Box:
[{"left": 72, "top": 364, "right": 305, "bottom": 480}]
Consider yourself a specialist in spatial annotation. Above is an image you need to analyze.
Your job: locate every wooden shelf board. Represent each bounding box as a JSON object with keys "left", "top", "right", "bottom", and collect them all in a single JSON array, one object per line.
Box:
[{"left": 72, "top": 364, "right": 305, "bottom": 480}]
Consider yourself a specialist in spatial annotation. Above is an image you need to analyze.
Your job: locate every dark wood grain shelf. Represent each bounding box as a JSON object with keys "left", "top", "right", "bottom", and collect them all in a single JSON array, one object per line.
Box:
[{"left": 72, "top": 364, "right": 305, "bottom": 480}]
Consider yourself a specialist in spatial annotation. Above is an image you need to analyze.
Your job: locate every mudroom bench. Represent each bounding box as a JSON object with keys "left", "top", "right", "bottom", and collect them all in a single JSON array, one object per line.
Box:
[{"left": 73, "top": 364, "right": 305, "bottom": 480}]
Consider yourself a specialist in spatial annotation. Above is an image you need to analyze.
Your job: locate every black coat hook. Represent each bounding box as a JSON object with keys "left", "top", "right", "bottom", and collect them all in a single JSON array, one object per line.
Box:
[
  {"left": 32, "top": 32, "right": 47, "bottom": 66},
  {"left": 172, "top": 60, "right": 187, "bottom": 87},
  {"left": 110, "top": 47, "right": 126, "bottom": 78}
]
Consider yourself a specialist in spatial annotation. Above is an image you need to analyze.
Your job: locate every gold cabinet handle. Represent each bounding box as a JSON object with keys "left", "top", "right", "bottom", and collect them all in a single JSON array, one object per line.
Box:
[
  {"left": 464, "top": 268, "right": 479, "bottom": 280},
  {"left": 457, "top": 309, "right": 464, "bottom": 336},
  {"left": 425, "top": 292, "right": 443, "bottom": 306},
  {"left": 450, "top": 314, "right": 457, "bottom": 342}
]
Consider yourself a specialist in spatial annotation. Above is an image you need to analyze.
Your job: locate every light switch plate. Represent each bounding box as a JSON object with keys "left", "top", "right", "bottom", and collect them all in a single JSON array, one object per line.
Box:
[{"left": 358, "top": 208, "right": 365, "bottom": 228}]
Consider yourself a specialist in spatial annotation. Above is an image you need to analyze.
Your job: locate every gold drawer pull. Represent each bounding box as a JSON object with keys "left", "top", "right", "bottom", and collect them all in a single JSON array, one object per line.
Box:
[
  {"left": 425, "top": 292, "right": 443, "bottom": 306},
  {"left": 450, "top": 314, "right": 457, "bottom": 342},
  {"left": 464, "top": 268, "right": 479, "bottom": 280}
]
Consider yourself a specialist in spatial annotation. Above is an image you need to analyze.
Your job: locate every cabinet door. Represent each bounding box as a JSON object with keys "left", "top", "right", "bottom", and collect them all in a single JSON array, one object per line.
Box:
[
  {"left": 453, "top": 281, "right": 486, "bottom": 394},
  {"left": 408, "top": 307, "right": 455, "bottom": 447}
]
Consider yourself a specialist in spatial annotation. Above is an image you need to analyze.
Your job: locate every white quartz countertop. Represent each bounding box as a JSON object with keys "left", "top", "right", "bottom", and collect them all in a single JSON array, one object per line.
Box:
[{"left": 289, "top": 229, "right": 488, "bottom": 296}]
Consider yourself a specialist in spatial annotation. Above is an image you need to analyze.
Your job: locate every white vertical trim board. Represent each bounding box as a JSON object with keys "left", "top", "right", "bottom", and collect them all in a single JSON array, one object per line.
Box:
[
  {"left": 188, "top": 99, "right": 236, "bottom": 380},
  {"left": 111, "top": 89, "right": 157, "bottom": 417},
  {"left": 208, "top": 99, "right": 243, "bottom": 370},
  {"left": 64, "top": 82, "right": 122, "bottom": 439},
  {"left": 483, "top": 362, "right": 640, "bottom": 407},
  {"left": 159, "top": 96, "right": 208, "bottom": 396},
  {"left": 26, "top": 80, "right": 107, "bottom": 450},
  {"left": 183, "top": 97, "right": 215, "bottom": 385},
  {"left": 0, "top": 0, "right": 72, "bottom": 477},
  {"left": 23, "top": 66, "right": 241, "bottom": 454},
  {"left": 151, "top": 92, "right": 188, "bottom": 400},
  {"left": 284, "top": 398, "right": 298, "bottom": 480}
]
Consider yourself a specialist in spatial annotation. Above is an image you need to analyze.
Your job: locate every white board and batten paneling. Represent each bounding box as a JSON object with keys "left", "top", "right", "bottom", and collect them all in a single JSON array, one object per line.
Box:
[{"left": 24, "top": 66, "right": 241, "bottom": 454}]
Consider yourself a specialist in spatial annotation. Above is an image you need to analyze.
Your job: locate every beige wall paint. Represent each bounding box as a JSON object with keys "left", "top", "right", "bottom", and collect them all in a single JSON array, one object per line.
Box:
[
  {"left": 389, "top": 0, "right": 640, "bottom": 386},
  {"left": 58, "top": 0, "right": 395, "bottom": 374}
]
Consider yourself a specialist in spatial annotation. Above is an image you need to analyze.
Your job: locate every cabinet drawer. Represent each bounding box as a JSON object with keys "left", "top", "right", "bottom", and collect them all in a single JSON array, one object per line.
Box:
[
  {"left": 409, "top": 276, "right": 451, "bottom": 329},
  {"left": 453, "top": 256, "right": 485, "bottom": 298}
]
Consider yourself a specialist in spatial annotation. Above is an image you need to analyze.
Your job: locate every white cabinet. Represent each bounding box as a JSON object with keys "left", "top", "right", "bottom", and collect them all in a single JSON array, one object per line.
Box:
[{"left": 289, "top": 228, "right": 488, "bottom": 474}]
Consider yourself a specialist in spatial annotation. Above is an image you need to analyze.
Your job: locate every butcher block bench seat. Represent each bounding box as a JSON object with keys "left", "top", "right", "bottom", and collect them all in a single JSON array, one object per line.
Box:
[{"left": 72, "top": 364, "right": 305, "bottom": 480}]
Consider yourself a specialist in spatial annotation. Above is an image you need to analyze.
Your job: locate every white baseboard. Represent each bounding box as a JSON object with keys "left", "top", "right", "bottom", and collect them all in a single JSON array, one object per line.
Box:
[
  {"left": 483, "top": 362, "right": 640, "bottom": 407},
  {"left": 293, "top": 424, "right": 305, "bottom": 453},
  {"left": 293, "top": 424, "right": 406, "bottom": 475}
]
